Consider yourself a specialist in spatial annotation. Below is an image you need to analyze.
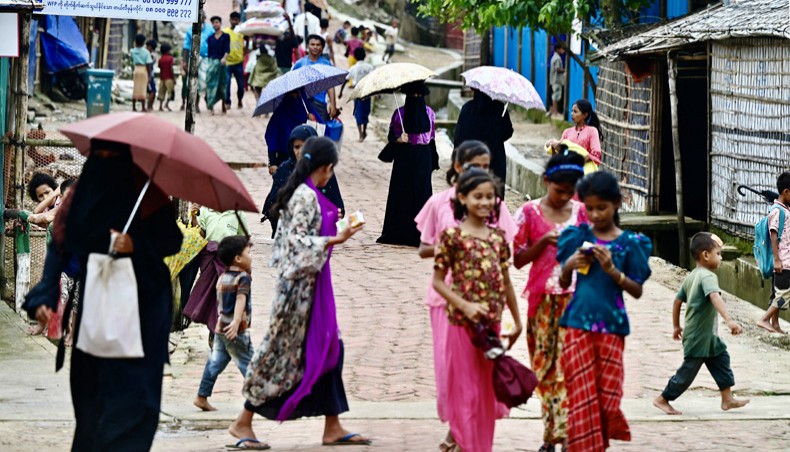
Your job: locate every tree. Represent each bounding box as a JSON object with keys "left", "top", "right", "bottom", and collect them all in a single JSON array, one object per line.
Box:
[{"left": 414, "top": 0, "right": 651, "bottom": 93}]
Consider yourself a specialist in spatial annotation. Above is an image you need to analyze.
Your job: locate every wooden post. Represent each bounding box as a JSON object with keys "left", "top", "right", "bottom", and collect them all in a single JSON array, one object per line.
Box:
[
  {"left": 13, "top": 14, "right": 31, "bottom": 209},
  {"left": 101, "top": 19, "right": 112, "bottom": 69},
  {"left": 185, "top": 0, "right": 206, "bottom": 134},
  {"left": 667, "top": 52, "right": 688, "bottom": 268},
  {"left": 647, "top": 57, "right": 663, "bottom": 215}
]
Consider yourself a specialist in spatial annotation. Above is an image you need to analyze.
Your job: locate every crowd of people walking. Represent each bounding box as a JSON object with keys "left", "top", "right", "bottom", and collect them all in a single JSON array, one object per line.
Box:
[{"left": 16, "top": 3, "right": 761, "bottom": 452}]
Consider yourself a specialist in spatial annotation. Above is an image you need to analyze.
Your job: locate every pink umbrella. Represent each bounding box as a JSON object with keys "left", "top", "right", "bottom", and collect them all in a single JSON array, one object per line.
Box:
[
  {"left": 461, "top": 66, "right": 546, "bottom": 115},
  {"left": 60, "top": 112, "right": 257, "bottom": 214}
]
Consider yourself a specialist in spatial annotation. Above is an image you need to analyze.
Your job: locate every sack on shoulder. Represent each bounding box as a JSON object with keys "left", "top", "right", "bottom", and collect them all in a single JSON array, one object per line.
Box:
[{"left": 76, "top": 238, "right": 144, "bottom": 358}]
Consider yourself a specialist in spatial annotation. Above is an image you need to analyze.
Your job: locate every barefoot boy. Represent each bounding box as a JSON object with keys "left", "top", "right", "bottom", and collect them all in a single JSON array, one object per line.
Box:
[
  {"left": 757, "top": 172, "right": 790, "bottom": 334},
  {"left": 194, "top": 235, "right": 254, "bottom": 412},
  {"left": 654, "top": 232, "right": 750, "bottom": 415}
]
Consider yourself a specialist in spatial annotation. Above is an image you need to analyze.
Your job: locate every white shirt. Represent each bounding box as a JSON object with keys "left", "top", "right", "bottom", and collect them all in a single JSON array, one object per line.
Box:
[
  {"left": 293, "top": 12, "right": 321, "bottom": 40},
  {"left": 385, "top": 27, "right": 399, "bottom": 45},
  {"left": 346, "top": 61, "right": 374, "bottom": 87},
  {"left": 284, "top": 0, "right": 300, "bottom": 16}
]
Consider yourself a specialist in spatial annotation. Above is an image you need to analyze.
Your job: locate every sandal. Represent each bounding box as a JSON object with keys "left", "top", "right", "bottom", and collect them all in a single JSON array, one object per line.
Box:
[{"left": 439, "top": 440, "right": 456, "bottom": 452}]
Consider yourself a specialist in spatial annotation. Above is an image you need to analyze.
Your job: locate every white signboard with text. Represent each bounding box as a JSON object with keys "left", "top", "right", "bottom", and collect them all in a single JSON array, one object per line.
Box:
[
  {"left": 0, "top": 14, "right": 20, "bottom": 57},
  {"left": 40, "top": 0, "right": 198, "bottom": 22}
]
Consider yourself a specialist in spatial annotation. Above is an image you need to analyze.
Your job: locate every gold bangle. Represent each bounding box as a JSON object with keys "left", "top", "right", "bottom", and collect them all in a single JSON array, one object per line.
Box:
[{"left": 618, "top": 272, "right": 626, "bottom": 285}]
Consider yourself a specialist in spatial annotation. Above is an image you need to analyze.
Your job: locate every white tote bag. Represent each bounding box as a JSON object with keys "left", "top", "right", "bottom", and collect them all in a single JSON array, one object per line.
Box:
[
  {"left": 75, "top": 178, "right": 154, "bottom": 359},
  {"left": 76, "top": 244, "right": 143, "bottom": 358}
]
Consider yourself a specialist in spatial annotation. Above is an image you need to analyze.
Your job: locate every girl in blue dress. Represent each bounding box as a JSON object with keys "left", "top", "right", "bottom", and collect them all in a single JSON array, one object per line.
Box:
[{"left": 556, "top": 171, "right": 652, "bottom": 451}]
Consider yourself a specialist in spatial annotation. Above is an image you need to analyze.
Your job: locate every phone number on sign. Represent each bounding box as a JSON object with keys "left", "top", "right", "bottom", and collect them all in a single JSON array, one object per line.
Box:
[
  {"left": 140, "top": 0, "right": 193, "bottom": 17},
  {"left": 44, "top": 0, "right": 194, "bottom": 17}
]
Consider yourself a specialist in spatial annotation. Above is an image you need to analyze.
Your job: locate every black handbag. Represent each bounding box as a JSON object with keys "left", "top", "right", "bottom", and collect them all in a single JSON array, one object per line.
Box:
[{"left": 378, "top": 141, "right": 403, "bottom": 163}]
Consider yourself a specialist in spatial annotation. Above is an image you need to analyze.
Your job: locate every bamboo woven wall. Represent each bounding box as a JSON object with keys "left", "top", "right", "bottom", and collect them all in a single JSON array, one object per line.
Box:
[
  {"left": 596, "top": 60, "right": 652, "bottom": 212},
  {"left": 710, "top": 38, "right": 790, "bottom": 238}
]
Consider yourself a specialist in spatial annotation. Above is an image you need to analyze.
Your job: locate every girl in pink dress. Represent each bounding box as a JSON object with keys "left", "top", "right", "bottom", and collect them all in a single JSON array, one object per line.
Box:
[
  {"left": 560, "top": 99, "right": 603, "bottom": 166},
  {"left": 433, "top": 168, "right": 522, "bottom": 452},
  {"left": 513, "top": 151, "right": 587, "bottom": 452},
  {"left": 415, "top": 140, "right": 517, "bottom": 451}
]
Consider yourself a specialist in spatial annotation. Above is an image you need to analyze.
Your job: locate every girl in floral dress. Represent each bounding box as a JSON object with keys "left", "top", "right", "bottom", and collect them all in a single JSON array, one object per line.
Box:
[
  {"left": 415, "top": 140, "right": 517, "bottom": 451},
  {"left": 557, "top": 172, "right": 652, "bottom": 451},
  {"left": 228, "top": 137, "right": 370, "bottom": 449},
  {"left": 514, "top": 151, "right": 587, "bottom": 452},
  {"left": 433, "top": 169, "right": 522, "bottom": 452}
]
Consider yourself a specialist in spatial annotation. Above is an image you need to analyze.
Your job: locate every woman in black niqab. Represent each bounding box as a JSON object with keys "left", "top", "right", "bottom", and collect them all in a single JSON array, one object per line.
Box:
[
  {"left": 377, "top": 81, "right": 438, "bottom": 246},
  {"left": 454, "top": 89, "right": 514, "bottom": 183},
  {"left": 24, "top": 139, "right": 183, "bottom": 451}
]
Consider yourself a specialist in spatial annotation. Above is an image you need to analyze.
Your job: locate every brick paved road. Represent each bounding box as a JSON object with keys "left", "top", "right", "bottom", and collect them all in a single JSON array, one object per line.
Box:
[{"left": 6, "top": 3, "right": 790, "bottom": 451}]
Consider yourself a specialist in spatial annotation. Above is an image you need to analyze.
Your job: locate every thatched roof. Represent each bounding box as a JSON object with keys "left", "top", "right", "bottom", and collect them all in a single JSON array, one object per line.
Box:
[
  {"left": 0, "top": 0, "right": 43, "bottom": 12},
  {"left": 596, "top": 0, "right": 790, "bottom": 61}
]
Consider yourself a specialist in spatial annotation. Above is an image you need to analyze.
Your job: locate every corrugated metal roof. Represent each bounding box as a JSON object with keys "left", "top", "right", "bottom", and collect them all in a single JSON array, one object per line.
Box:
[
  {"left": 0, "top": 0, "right": 44, "bottom": 12},
  {"left": 597, "top": 0, "right": 790, "bottom": 60}
]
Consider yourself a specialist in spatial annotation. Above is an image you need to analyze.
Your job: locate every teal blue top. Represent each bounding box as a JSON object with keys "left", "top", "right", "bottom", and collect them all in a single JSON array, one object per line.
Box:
[
  {"left": 557, "top": 224, "right": 652, "bottom": 336},
  {"left": 130, "top": 47, "right": 152, "bottom": 66}
]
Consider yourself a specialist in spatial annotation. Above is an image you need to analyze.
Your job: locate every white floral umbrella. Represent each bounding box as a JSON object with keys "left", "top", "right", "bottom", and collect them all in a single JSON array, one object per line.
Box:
[{"left": 462, "top": 66, "right": 546, "bottom": 114}]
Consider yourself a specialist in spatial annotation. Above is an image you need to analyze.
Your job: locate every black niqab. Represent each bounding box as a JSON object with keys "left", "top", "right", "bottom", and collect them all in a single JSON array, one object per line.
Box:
[
  {"left": 401, "top": 82, "right": 431, "bottom": 135},
  {"left": 64, "top": 145, "right": 169, "bottom": 255}
]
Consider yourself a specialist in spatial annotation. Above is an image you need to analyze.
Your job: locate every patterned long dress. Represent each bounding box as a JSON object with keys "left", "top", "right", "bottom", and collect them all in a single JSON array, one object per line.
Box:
[
  {"left": 242, "top": 184, "right": 348, "bottom": 419},
  {"left": 513, "top": 199, "right": 587, "bottom": 445}
]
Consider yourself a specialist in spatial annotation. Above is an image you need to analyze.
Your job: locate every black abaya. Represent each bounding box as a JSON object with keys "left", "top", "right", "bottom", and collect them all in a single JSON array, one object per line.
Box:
[
  {"left": 376, "top": 142, "right": 435, "bottom": 247},
  {"left": 24, "top": 149, "right": 182, "bottom": 451},
  {"left": 454, "top": 90, "right": 514, "bottom": 182}
]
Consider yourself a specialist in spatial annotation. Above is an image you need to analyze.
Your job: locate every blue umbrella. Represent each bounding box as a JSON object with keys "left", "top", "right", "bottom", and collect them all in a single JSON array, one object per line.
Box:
[{"left": 252, "top": 64, "right": 349, "bottom": 117}]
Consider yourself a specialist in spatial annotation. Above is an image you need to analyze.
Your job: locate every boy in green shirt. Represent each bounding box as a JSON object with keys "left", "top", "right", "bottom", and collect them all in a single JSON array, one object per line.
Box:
[{"left": 653, "top": 232, "right": 750, "bottom": 415}]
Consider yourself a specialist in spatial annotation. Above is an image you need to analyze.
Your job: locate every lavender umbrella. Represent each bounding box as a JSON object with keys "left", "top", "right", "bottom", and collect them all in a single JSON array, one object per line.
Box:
[
  {"left": 461, "top": 66, "right": 546, "bottom": 115},
  {"left": 253, "top": 64, "right": 348, "bottom": 117}
]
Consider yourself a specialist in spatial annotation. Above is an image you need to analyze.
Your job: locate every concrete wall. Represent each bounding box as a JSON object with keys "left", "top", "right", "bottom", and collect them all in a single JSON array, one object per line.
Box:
[
  {"left": 717, "top": 257, "right": 789, "bottom": 322},
  {"left": 425, "top": 61, "right": 463, "bottom": 111}
]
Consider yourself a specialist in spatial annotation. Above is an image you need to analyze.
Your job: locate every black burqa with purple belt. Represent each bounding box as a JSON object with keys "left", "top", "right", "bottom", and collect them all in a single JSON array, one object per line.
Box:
[{"left": 377, "top": 82, "right": 438, "bottom": 247}]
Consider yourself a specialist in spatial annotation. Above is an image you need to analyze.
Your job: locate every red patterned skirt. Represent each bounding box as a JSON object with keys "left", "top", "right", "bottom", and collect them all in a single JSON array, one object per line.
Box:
[{"left": 561, "top": 327, "right": 630, "bottom": 451}]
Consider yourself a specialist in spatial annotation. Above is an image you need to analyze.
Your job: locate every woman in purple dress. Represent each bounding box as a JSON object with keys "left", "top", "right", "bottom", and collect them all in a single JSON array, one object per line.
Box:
[{"left": 227, "top": 137, "right": 371, "bottom": 449}]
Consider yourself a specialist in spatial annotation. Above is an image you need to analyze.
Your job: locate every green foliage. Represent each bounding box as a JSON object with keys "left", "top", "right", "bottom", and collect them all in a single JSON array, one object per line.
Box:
[{"left": 413, "top": 0, "right": 651, "bottom": 35}]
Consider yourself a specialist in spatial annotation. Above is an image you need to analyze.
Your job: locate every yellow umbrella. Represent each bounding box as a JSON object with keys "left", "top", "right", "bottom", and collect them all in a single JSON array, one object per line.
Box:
[
  {"left": 164, "top": 220, "right": 208, "bottom": 281},
  {"left": 545, "top": 139, "right": 599, "bottom": 174},
  {"left": 347, "top": 62, "right": 436, "bottom": 101}
]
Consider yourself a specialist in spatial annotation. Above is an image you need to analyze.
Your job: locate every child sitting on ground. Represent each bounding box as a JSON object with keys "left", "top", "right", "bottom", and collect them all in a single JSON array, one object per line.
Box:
[
  {"left": 194, "top": 235, "right": 255, "bottom": 412},
  {"left": 757, "top": 171, "right": 790, "bottom": 333},
  {"left": 653, "top": 232, "right": 750, "bottom": 415}
]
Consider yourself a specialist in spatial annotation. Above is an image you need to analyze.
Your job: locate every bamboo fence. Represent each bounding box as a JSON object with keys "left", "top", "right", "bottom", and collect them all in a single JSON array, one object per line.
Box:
[
  {"left": 710, "top": 38, "right": 790, "bottom": 238},
  {"left": 596, "top": 60, "right": 652, "bottom": 213}
]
